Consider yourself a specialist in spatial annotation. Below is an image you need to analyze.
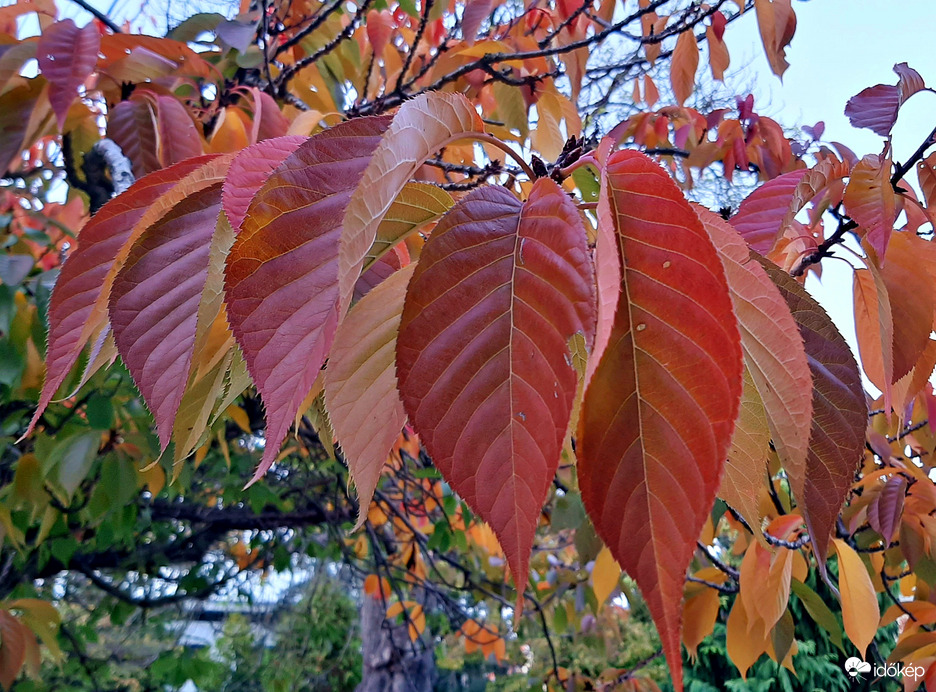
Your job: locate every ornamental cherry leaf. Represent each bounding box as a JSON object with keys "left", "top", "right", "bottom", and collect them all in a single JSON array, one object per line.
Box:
[
  {"left": 577, "top": 151, "right": 743, "bottom": 692},
  {"left": 396, "top": 178, "right": 596, "bottom": 616},
  {"left": 224, "top": 116, "right": 391, "bottom": 484},
  {"left": 37, "top": 19, "right": 99, "bottom": 130}
]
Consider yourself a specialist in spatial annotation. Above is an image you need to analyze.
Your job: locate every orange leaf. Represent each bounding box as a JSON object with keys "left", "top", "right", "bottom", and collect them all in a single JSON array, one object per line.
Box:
[
  {"left": 844, "top": 154, "right": 897, "bottom": 258},
  {"left": 396, "top": 178, "right": 596, "bottom": 617},
  {"left": 833, "top": 538, "right": 880, "bottom": 657},
  {"left": 670, "top": 31, "right": 699, "bottom": 106},
  {"left": 578, "top": 151, "right": 742, "bottom": 692},
  {"left": 326, "top": 264, "right": 414, "bottom": 528},
  {"left": 754, "top": 0, "right": 796, "bottom": 77}
]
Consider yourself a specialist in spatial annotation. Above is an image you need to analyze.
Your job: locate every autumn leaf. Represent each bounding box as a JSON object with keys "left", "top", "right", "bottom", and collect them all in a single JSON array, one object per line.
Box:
[
  {"left": 843, "top": 154, "right": 897, "bottom": 258},
  {"left": 224, "top": 116, "right": 391, "bottom": 484},
  {"left": 36, "top": 19, "right": 100, "bottom": 131},
  {"left": 109, "top": 184, "right": 224, "bottom": 450},
  {"left": 577, "top": 150, "right": 742, "bottom": 691},
  {"left": 845, "top": 62, "right": 926, "bottom": 137},
  {"left": 698, "top": 207, "right": 812, "bottom": 512},
  {"left": 833, "top": 539, "right": 880, "bottom": 657},
  {"left": 670, "top": 31, "right": 699, "bottom": 106},
  {"left": 326, "top": 264, "right": 415, "bottom": 529},
  {"left": 754, "top": 0, "right": 796, "bottom": 77},
  {"left": 28, "top": 156, "right": 219, "bottom": 438},
  {"left": 729, "top": 169, "right": 807, "bottom": 253},
  {"left": 397, "top": 178, "right": 596, "bottom": 616},
  {"left": 761, "top": 261, "right": 866, "bottom": 563},
  {"left": 592, "top": 546, "right": 622, "bottom": 609},
  {"left": 339, "top": 92, "right": 485, "bottom": 317}
]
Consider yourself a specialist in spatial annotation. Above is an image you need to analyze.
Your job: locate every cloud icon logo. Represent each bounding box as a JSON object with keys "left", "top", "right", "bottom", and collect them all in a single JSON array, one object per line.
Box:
[{"left": 844, "top": 657, "right": 872, "bottom": 678}]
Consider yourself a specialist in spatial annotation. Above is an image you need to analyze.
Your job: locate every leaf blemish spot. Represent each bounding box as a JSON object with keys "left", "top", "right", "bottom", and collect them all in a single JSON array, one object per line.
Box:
[
  {"left": 663, "top": 260, "right": 671, "bottom": 269},
  {"left": 636, "top": 323, "right": 646, "bottom": 331}
]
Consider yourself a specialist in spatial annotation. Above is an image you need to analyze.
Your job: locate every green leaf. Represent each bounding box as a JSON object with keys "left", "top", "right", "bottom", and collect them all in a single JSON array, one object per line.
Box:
[{"left": 791, "top": 579, "right": 844, "bottom": 652}]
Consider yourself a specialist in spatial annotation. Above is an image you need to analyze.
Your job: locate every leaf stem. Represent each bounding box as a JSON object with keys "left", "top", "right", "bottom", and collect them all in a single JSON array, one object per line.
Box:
[{"left": 461, "top": 132, "right": 536, "bottom": 179}]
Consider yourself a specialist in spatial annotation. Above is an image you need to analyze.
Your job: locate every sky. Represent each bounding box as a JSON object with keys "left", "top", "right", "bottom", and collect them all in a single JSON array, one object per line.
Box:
[{"left": 725, "top": 0, "right": 936, "bottom": 376}]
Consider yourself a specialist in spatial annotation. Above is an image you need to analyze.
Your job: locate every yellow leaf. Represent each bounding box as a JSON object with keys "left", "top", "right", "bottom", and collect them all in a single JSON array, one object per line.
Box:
[
  {"left": 833, "top": 538, "right": 880, "bottom": 657},
  {"left": 591, "top": 546, "right": 621, "bottom": 609},
  {"left": 226, "top": 404, "right": 251, "bottom": 434},
  {"left": 726, "top": 592, "right": 767, "bottom": 678}
]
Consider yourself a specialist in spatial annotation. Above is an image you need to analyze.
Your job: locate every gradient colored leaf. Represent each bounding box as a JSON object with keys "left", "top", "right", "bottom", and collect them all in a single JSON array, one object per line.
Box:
[
  {"left": 36, "top": 19, "right": 99, "bottom": 130},
  {"left": 698, "top": 207, "right": 812, "bottom": 513},
  {"left": 225, "top": 117, "right": 390, "bottom": 484},
  {"left": 876, "top": 232, "right": 936, "bottom": 384},
  {"left": 109, "top": 184, "right": 223, "bottom": 450},
  {"left": 0, "top": 79, "right": 48, "bottom": 174},
  {"left": 761, "top": 261, "right": 866, "bottom": 563},
  {"left": 845, "top": 63, "right": 926, "bottom": 137},
  {"left": 852, "top": 267, "right": 891, "bottom": 395},
  {"left": 754, "top": 0, "right": 795, "bottom": 77},
  {"left": 670, "top": 30, "right": 699, "bottom": 106},
  {"left": 108, "top": 97, "right": 161, "bottom": 179},
  {"left": 222, "top": 135, "right": 305, "bottom": 232},
  {"left": 843, "top": 154, "right": 896, "bottom": 258},
  {"left": 28, "top": 156, "right": 219, "bottom": 436},
  {"left": 339, "top": 92, "right": 484, "bottom": 316},
  {"left": 918, "top": 152, "right": 936, "bottom": 207},
  {"left": 364, "top": 182, "right": 453, "bottom": 276},
  {"left": 739, "top": 542, "right": 792, "bottom": 633},
  {"left": 705, "top": 22, "right": 730, "bottom": 81},
  {"left": 720, "top": 366, "right": 770, "bottom": 534},
  {"left": 867, "top": 475, "right": 906, "bottom": 546},
  {"left": 396, "top": 178, "right": 596, "bottom": 615},
  {"left": 729, "top": 169, "right": 807, "bottom": 253},
  {"left": 577, "top": 151, "right": 743, "bottom": 691},
  {"left": 155, "top": 95, "right": 204, "bottom": 167},
  {"left": 832, "top": 539, "right": 880, "bottom": 657},
  {"left": 325, "top": 264, "right": 415, "bottom": 528},
  {"left": 683, "top": 567, "right": 726, "bottom": 659}
]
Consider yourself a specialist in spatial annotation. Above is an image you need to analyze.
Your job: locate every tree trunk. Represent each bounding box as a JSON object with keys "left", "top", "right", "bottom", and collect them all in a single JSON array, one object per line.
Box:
[{"left": 356, "top": 595, "right": 436, "bottom": 692}]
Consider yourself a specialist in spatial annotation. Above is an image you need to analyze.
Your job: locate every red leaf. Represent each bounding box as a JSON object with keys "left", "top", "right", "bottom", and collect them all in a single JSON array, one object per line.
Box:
[
  {"left": 843, "top": 154, "right": 897, "bottom": 258},
  {"left": 0, "top": 610, "right": 26, "bottom": 691},
  {"left": 867, "top": 475, "right": 906, "bottom": 546},
  {"left": 222, "top": 135, "right": 305, "bottom": 231},
  {"left": 461, "top": 0, "right": 492, "bottom": 46},
  {"left": 845, "top": 63, "right": 925, "bottom": 137},
  {"left": 697, "top": 207, "right": 812, "bottom": 510},
  {"left": 759, "top": 260, "right": 867, "bottom": 564},
  {"left": 252, "top": 89, "right": 290, "bottom": 142},
  {"left": 27, "top": 156, "right": 219, "bottom": 437},
  {"left": 730, "top": 169, "right": 807, "bottom": 253},
  {"left": 396, "top": 178, "right": 596, "bottom": 615},
  {"left": 326, "top": 264, "right": 415, "bottom": 528},
  {"left": 37, "top": 19, "right": 100, "bottom": 130},
  {"left": 578, "top": 151, "right": 742, "bottom": 692},
  {"left": 109, "top": 185, "right": 223, "bottom": 450},
  {"left": 108, "top": 96, "right": 161, "bottom": 179},
  {"left": 156, "top": 95, "right": 204, "bottom": 167},
  {"left": 224, "top": 117, "right": 391, "bottom": 484}
]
